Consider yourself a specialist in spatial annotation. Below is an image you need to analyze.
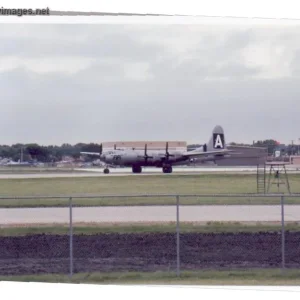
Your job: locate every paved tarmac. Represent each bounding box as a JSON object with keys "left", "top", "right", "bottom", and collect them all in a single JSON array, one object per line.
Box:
[
  {"left": 1, "top": 205, "right": 299, "bottom": 225},
  {"left": 0, "top": 165, "right": 299, "bottom": 178}
]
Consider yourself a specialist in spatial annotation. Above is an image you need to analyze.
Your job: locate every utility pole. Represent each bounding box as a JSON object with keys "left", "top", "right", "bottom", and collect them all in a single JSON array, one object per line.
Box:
[{"left": 20, "top": 147, "right": 23, "bottom": 163}]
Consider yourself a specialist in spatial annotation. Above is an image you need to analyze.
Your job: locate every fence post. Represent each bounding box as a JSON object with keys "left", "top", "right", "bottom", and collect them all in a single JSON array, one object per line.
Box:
[
  {"left": 176, "top": 195, "right": 180, "bottom": 277},
  {"left": 69, "top": 197, "right": 73, "bottom": 278},
  {"left": 281, "top": 195, "right": 285, "bottom": 271}
]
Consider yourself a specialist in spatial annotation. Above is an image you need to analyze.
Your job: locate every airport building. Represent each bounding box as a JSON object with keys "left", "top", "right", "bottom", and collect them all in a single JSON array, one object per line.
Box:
[{"left": 217, "top": 145, "right": 268, "bottom": 166}]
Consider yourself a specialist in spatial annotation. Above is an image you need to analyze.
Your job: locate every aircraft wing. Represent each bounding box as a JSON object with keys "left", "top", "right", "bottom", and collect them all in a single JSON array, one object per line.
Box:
[
  {"left": 80, "top": 152, "right": 101, "bottom": 156},
  {"left": 182, "top": 149, "right": 234, "bottom": 158}
]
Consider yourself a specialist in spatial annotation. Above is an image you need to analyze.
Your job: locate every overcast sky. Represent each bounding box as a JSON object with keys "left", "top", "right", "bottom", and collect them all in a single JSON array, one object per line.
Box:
[{"left": 1, "top": 22, "right": 300, "bottom": 145}]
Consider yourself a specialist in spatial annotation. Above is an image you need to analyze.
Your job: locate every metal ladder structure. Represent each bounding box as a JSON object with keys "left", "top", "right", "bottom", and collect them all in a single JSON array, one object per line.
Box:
[
  {"left": 256, "top": 163, "right": 266, "bottom": 194},
  {"left": 265, "top": 162, "right": 291, "bottom": 194}
]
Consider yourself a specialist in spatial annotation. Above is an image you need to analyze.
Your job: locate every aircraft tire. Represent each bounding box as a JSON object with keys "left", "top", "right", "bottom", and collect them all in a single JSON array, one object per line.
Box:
[
  {"left": 103, "top": 168, "right": 110, "bottom": 174},
  {"left": 132, "top": 165, "right": 142, "bottom": 173},
  {"left": 163, "top": 165, "right": 172, "bottom": 173}
]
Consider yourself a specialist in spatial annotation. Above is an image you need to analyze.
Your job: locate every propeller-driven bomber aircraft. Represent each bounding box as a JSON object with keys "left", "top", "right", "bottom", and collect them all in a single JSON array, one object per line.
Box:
[{"left": 80, "top": 125, "right": 234, "bottom": 174}]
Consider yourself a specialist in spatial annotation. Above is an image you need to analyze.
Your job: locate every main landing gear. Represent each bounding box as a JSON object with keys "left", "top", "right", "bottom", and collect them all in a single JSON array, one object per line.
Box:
[
  {"left": 131, "top": 165, "right": 172, "bottom": 174},
  {"left": 162, "top": 164, "right": 172, "bottom": 173},
  {"left": 103, "top": 165, "right": 173, "bottom": 174},
  {"left": 132, "top": 165, "right": 142, "bottom": 173}
]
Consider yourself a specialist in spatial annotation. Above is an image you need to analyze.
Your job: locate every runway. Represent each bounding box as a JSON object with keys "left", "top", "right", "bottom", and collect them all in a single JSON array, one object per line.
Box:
[
  {"left": 0, "top": 165, "right": 300, "bottom": 178},
  {"left": 78, "top": 165, "right": 300, "bottom": 174},
  {"left": 1, "top": 205, "right": 299, "bottom": 225}
]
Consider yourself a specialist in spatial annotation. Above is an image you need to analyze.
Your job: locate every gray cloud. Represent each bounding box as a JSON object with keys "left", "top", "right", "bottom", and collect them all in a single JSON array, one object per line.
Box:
[
  {"left": 1, "top": 23, "right": 300, "bottom": 145},
  {"left": 215, "top": 63, "right": 261, "bottom": 78},
  {"left": 290, "top": 49, "right": 300, "bottom": 75},
  {"left": 0, "top": 27, "right": 165, "bottom": 63}
]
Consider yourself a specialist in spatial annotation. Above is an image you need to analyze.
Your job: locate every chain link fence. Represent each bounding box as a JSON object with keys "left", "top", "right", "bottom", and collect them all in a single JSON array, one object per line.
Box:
[{"left": 0, "top": 193, "right": 300, "bottom": 278}]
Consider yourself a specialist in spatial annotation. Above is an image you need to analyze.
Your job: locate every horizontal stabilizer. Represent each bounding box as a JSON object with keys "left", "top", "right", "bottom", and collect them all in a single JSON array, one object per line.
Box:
[
  {"left": 182, "top": 149, "right": 233, "bottom": 157},
  {"left": 80, "top": 152, "right": 101, "bottom": 156}
]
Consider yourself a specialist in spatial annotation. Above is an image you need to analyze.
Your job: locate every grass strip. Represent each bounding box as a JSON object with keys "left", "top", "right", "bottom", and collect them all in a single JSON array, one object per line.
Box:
[
  {"left": 1, "top": 221, "right": 300, "bottom": 236},
  {"left": 0, "top": 174, "right": 299, "bottom": 207},
  {"left": 2, "top": 269, "right": 300, "bottom": 285}
]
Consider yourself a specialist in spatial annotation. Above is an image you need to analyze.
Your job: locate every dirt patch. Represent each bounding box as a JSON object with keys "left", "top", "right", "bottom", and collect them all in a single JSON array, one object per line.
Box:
[{"left": 1, "top": 232, "right": 300, "bottom": 276}]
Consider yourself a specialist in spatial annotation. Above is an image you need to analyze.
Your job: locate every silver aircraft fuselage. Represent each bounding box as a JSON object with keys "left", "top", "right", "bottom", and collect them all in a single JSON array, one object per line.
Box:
[{"left": 101, "top": 148, "right": 188, "bottom": 167}]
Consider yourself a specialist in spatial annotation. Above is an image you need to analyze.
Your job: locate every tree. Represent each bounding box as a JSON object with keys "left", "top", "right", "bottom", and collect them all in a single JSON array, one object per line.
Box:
[
  {"left": 26, "top": 144, "right": 50, "bottom": 162},
  {"left": 80, "top": 143, "right": 101, "bottom": 153},
  {"left": 253, "top": 139, "right": 279, "bottom": 155}
]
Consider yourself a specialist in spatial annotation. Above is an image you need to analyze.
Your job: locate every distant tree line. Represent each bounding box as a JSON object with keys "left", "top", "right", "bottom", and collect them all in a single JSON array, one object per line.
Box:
[
  {"left": 0, "top": 143, "right": 102, "bottom": 162},
  {"left": 230, "top": 139, "right": 300, "bottom": 156},
  {"left": 0, "top": 139, "right": 298, "bottom": 162}
]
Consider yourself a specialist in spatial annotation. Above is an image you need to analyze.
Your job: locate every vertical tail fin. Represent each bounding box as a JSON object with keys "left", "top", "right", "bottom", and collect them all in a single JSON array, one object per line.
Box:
[{"left": 207, "top": 125, "right": 226, "bottom": 151}]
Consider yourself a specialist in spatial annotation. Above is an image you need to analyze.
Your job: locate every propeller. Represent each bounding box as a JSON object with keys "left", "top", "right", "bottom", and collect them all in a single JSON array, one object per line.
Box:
[
  {"left": 99, "top": 143, "right": 103, "bottom": 155},
  {"left": 144, "top": 144, "right": 153, "bottom": 162},
  {"left": 114, "top": 144, "right": 116, "bottom": 150},
  {"left": 164, "top": 142, "right": 175, "bottom": 161}
]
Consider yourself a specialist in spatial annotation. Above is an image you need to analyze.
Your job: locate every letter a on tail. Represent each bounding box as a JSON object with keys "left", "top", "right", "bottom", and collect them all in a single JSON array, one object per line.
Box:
[{"left": 213, "top": 133, "right": 224, "bottom": 149}]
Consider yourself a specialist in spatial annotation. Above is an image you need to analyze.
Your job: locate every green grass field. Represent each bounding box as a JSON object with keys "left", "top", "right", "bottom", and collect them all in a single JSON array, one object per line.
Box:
[
  {"left": 0, "top": 221, "right": 299, "bottom": 236},
  {"left": 0, "top": 174, "right": 299, "bottom": 207},
  {"left": 1, "top": 173, "right": 299, "bottom": 285},
  {"left": 2, "top": 269, "right": 300, "bottom": 285}
]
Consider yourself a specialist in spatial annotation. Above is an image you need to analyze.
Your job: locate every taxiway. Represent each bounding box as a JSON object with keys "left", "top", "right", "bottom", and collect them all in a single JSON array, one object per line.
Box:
[
  {"left": 1, "top": 205, "right": 299, "bottom": 225},
  {"left": 0, "top": 165, "right": 299, "bottom": 179}
]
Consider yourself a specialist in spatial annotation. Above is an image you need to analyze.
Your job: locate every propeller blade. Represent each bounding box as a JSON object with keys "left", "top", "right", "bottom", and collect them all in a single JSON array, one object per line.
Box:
[
  {"left": 164, "top": 141, "right": 174, "bottom": 159},
  {"left": 114, "top": 144, "right": 116, "bottom": 150},
  {"left": 144, "top": 144, "right": 147, "bottom": 161},
  {"left": 143, "top": 143, "right": 154, "bottom": 160},
  {"left": 100, "top": 143, "right": 103, "bottom": 155}
]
